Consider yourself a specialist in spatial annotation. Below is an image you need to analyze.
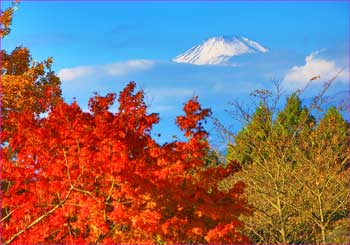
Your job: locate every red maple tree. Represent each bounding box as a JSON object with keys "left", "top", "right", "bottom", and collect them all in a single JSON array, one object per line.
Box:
[{"left": 1, "top": 82, "right": 251, "bottom": 244}]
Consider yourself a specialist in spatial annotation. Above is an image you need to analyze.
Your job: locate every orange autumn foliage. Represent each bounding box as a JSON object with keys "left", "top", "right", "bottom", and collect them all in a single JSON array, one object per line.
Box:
[
  {"left": 0, "top": 0, "right": 18, "bottom": 38},
  {"left": 1, "top": 2, "right": 61, "bottom": 135},
  {"left": 1, "top": 47, "right": 61, "bottom": 120},
  {"left": 1, "top": 82, "right": 251, "bottom": 244}
]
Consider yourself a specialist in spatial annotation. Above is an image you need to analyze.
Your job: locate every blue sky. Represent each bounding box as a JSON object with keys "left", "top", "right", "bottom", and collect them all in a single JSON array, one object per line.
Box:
[{"left": 2, "top": 1, "right": 349, "bottom": 146}]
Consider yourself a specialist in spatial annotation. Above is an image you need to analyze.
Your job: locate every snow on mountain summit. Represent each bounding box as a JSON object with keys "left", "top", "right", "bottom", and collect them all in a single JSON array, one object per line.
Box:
[{"left": 173, "top": 36, "right": 268, "bottom": 65}]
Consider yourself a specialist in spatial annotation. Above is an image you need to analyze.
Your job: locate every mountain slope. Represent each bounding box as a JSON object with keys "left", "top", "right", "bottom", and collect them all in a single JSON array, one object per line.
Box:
[{"left": 173, "top": 35, "right": 268, "bottom": 66}]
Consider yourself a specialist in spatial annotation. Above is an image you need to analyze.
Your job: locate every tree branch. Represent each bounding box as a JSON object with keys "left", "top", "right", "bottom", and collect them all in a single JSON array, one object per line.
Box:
[{"left": 5, "top": 186, "right": 74, "bottom": 244}]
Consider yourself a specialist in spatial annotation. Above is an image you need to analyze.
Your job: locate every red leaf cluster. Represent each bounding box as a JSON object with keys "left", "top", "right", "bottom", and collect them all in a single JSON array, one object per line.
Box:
[{"left": 1, "top": 82, "right": 251, "bottom": 244}]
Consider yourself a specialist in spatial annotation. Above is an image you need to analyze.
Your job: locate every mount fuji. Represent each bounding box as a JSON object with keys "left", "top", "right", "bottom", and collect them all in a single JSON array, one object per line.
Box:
[{"left": 173, "top": 35, "right": 268, "bottom": 66}]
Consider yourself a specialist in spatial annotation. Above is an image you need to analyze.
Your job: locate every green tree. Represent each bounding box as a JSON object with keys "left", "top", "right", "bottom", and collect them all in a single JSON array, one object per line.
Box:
[
  {"left": 227, "top": 103, "right": 272, "bottom": 165},
  {"left": 274, "top": 93, "right": 315, "bottom": 138},
  {"left": 314, "top": 107, "right": 348, "bottom": 162},
  {"left": 220, "top": 88, "right": 349, "bottom": 244},
  {"left": 291, "top": 106, "right": 349, "bottom": 244}
]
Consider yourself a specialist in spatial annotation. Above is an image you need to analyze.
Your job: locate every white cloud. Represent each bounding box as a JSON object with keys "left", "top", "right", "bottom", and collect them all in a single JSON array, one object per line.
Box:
[
  {"left": 149, "top": 105, "right": 177, "bottom": 113},
  {"left": 283, "top": 50, "right": 348, "bottom": 90},
  {"left": 105, "top": 60, "right": 155, "bottom": 76},
  {"left": 143, "top": 87, "right": 196, "bottom": 115},
  {"left": 58, "top": 66, "right": 95, "bottom": 81},
  {"left": 212, "top": 81, "right": 263, "bottom": 94},
  {"left": 145, "top": 88, "right": 195, "bottom": 102},
  {"left": 57, "top": 59, "right": 155, "bottom": 81},
  {"left": 144, "top": 87, "right": 198, "bottom": 115}
]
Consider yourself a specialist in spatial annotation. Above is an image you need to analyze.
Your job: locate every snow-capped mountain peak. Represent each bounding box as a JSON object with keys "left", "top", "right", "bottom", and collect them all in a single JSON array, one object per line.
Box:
[{"left": 173, "top": 35, "right": 268, "bottom": 66}]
